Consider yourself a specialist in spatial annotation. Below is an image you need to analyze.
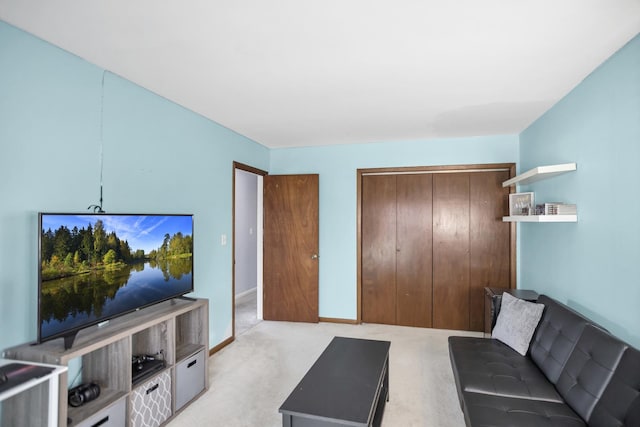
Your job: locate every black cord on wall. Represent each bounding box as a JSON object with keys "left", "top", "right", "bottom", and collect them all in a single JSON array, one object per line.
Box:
[{"left": 88, "top": 70, "right": 107, "bottom": 213}]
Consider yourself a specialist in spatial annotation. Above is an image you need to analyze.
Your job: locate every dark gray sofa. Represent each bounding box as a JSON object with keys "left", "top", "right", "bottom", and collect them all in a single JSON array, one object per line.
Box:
[{"left": 449, "top": 295, "right": 640, "bottom": 427}]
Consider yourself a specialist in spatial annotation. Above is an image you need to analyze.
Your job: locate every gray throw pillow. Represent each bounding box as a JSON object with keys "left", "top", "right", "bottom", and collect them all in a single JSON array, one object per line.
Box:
[{"left": 492, "top": 292, "right": 545, "bottom": 356}]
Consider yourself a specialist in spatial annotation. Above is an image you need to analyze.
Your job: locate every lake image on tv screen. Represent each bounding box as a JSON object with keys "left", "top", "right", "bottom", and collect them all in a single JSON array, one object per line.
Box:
[{"left": 39, "top": 214, "right": 193, "bottom": 340}]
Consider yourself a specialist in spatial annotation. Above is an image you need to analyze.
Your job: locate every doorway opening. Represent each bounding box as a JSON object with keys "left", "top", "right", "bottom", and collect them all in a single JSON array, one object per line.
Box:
[{"left": 233, "top": 162, "right": 267, "bottom": 337}]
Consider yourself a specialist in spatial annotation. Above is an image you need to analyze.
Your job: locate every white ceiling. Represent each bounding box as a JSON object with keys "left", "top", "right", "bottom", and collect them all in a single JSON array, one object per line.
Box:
[{"left": 1, "top": 1, "right": 639, "bottom": 148}]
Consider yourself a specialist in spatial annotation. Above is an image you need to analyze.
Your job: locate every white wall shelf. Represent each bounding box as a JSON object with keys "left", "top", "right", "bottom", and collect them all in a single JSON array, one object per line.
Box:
[
  {"left": 503, "top": 215, "right": 577, "bottom": 223},
  {"left": 502, "top": 163, "right": 577, "bottom": 187},
  {"left": 502, "top": 162, "right": 578, "bottom": 223}
]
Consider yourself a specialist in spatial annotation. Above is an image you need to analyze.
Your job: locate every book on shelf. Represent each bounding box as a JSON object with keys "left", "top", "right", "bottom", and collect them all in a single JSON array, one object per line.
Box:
[{"left": 535, "top": 203, "right": 577, "bottom": 215}]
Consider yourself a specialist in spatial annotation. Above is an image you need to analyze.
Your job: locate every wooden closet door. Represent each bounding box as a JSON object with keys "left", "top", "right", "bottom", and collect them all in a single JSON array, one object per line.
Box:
[
  {"left": 362, "top": 175, "right": 397, "bottom": 324},
  {"left": 396, "top": 174, "right": 433, "bottom": 327},
  {"left": 433, "top": 173, "right": 470, "bottom": 330},
  {"left": 469, "top": 171, "right": 511, "bottom": 331}
]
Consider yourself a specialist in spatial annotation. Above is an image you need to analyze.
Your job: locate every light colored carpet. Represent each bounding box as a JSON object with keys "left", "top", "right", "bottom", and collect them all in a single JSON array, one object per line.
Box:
[{"left": 168, "top": 321, "right": 481, "bottom": 427}]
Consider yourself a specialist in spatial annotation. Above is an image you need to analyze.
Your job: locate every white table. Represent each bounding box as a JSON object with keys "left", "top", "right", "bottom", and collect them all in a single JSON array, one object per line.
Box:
[{"left": 0, "top": 359, "right": 67, "bottom": 427}]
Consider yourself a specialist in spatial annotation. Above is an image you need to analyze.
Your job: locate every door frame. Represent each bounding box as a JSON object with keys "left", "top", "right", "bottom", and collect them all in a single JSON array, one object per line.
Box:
[
  {"left": 356, "top": 163, "right": 517, "bottom": 324},
  {"left": 232, "top": 161, "right": 268, "bottom": 340}
]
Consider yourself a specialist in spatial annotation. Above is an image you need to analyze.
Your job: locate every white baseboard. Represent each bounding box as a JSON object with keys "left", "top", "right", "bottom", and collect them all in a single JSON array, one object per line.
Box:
[{"left": 235, "top": 287, "right": 257, "bottom": 301}]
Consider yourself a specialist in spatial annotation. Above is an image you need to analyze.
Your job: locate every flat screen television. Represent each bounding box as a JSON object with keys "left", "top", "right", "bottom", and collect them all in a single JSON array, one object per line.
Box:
[{"left": 38, "top": 213, "right": 194, "bottom": 348}]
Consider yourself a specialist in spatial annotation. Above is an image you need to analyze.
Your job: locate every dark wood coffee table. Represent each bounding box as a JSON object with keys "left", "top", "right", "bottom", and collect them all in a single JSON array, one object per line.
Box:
[{"left": 279, "top": 336, "right": 390, "bottom": 427}]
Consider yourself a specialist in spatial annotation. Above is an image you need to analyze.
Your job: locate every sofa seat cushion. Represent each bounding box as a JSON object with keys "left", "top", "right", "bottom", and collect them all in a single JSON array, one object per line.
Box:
[
  {"left": 449, "top": 336, "right": 563, "bottom": 402},
  {"left": 462, "top": 391, "right": 586, "bottom": 427}
]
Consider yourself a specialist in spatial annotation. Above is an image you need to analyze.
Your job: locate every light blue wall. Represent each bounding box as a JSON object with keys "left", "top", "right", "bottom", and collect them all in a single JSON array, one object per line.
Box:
[
  {"left": 9, "top": 16, "right": 636, "bottom": 352},
  {"left": 270, "top": 136, "right": 519, "bottom": 319},
  {"left": 0, "top": 21, "right": 269, "bottom": 352},
  {"left": 519, "top": 35, "right": 640, "bottom": 347}
]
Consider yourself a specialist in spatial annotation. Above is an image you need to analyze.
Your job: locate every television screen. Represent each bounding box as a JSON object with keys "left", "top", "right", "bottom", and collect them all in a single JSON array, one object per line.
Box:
[{"left": 38, "top": 213, "right": 194, "bottom": 346}]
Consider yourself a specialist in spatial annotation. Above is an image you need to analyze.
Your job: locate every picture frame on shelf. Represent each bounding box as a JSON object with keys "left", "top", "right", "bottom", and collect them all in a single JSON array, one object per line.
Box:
[{"left": 509, "top": 192, "right": 534, "bottom": 216}]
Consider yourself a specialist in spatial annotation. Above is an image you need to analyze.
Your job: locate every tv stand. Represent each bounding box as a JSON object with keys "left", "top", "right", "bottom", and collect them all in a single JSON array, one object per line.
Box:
[{"left": 5, "top": 298, "right": 209, "bottom": 427}]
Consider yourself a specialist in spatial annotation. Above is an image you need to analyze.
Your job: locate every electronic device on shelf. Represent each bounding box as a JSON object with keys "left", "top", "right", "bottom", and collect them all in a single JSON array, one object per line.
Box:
[
  {"left": 68, "top": 382, "right": 101, "bottom": 407},
  {"left": 37, "top": 213, "right": 195, "bottom": 349},
  {"left": 131, "top": 354, "right": 166, "bottom": 385}
]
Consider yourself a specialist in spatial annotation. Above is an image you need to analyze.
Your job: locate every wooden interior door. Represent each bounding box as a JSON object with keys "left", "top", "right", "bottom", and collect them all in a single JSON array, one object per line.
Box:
[
  {"left": 361, "top": 175, "right": 397, "bottom": 324},
  {"left": 263, "top": 174, "right": 319, "bottom": 322},
  {"left": 396, "top": 174, "right": 433, "bottom": 327},
  {"left": 433, "top": 173, "right": 470, "bottom": 330}
]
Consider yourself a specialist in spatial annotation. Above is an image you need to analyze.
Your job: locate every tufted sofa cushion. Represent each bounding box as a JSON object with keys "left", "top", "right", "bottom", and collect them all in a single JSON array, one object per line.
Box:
[
  {"left": 588, "top": 345, "right": 640, "bottom": 427},
  {"left": 529, "top": 295, "right": 596, "bottom": 384},
  {"left": 461, "top": 391, "right": 585, "bottom": 427},
  {"left": 554, "top": 324, "right": 627, "bottom": 422},
  {"left": 449, "top": 337, "right": 563, "bottom": 402}
]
